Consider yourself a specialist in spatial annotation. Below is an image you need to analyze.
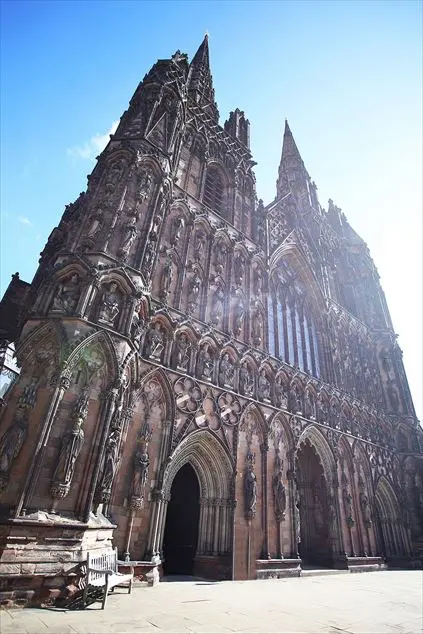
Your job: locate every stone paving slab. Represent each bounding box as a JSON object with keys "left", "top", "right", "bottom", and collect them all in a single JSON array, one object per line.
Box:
[{"left": 0, "top": 570, "right": 422, "bottom": 634}]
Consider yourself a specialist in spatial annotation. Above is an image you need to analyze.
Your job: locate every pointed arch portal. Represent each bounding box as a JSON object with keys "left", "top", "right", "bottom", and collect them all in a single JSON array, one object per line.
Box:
[{"left": 163, "top": 463, "right": 200, "bottom": 575}]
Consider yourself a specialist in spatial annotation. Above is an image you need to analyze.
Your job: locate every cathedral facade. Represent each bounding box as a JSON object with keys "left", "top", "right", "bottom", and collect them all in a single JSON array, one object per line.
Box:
[{"left": 0, "top": 36, "right": 422, "bottom": 604}]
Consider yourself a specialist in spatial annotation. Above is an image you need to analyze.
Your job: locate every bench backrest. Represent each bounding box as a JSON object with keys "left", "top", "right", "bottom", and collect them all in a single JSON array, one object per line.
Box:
[{"left": 87, "top": 547, "right": 118, "bottom": 580}]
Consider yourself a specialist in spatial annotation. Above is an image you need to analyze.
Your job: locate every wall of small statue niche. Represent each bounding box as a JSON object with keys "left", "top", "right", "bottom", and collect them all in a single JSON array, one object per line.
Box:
[{"left": 34, "top": 249, "right": 396, "bottom": 454}]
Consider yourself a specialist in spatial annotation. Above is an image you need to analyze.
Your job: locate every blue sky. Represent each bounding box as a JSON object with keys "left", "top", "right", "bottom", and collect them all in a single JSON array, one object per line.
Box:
[{"left": 1, "top": 0, "right": 422, "bottom": 418}]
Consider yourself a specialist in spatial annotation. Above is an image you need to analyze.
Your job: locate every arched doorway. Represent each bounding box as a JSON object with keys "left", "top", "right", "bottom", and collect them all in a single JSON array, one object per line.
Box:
[
  {"left": 296, "top": 439, "right": 332, "bottom": 567},
  {"left": 374, "top": 477, "right": 410, "bottom": 560},
  {"left": 162, "top": 463, "right": 200, "bottom": 575}
]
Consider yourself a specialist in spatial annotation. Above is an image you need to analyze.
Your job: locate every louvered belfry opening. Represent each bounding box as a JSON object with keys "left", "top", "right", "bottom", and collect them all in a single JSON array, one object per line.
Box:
[{"left": 204, "top": 167, "right": 224, "bottom": 215}]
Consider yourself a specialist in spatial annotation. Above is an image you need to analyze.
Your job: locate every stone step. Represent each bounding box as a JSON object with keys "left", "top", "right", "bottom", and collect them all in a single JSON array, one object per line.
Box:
[{"left": 300, "top": 568, "right": 350, "bottom": 577}]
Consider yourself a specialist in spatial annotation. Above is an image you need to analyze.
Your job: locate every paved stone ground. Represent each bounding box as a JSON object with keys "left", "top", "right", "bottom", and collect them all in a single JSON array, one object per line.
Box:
[{"left": 0, "top": 570, "right": 422, "bottom": 633}]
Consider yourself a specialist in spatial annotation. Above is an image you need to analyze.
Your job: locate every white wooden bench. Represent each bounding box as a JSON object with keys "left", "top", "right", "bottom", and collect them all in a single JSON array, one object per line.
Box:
[{"left": 83, "top": 547, "right": 134, "bottom": 609}]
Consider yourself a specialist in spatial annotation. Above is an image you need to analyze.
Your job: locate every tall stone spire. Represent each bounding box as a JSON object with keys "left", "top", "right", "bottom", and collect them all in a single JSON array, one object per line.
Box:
[
  {"left": 188, "top": 34, "right": 219, "bottom": 121},
  {"left": 276, "top": 120, "right": 318, "bottom": 210}
]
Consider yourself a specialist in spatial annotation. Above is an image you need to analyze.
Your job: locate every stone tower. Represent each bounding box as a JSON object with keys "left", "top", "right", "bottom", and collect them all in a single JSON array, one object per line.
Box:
[{"left": 0, "top": 36, "right": 422, "bottom": 606}]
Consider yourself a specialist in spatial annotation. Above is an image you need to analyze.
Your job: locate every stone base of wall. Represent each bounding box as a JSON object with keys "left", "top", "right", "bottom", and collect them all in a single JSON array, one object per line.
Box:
[
  {"left": 193, "top": 555, "right": 232, "bottom": 580},
  {"left": 347, "top": 556, "right": 386, "bottom": 572},
  {"left": 117, "top": 557, "right": 161, "bottom": 586},
  {"left": 256, "top": 558, "right": 302, "bottom": 579},
  {"left": 0, "top": 511, "right": 116, "bottom": 608}
]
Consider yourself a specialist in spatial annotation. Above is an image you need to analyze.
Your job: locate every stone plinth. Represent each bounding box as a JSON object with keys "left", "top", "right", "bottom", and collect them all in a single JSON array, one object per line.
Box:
[
  {"left": 256, "top": 558, "right": 301, "bottom": 579},
  {"left": 0, "top": 512, "right": 115, "bottom": 607}
]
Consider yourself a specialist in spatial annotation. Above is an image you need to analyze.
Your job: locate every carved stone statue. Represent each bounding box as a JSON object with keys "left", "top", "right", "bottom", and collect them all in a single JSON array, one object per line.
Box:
[
  {"left": 290, "top": 384, "right": 303, "bottom": 414},
  {"left": 0, "top": 407, "right": 28, "bottom": 491},
  {"left": 130, "top": 443, "right": 150, "bottom": 500},
  {"left": 198, "top": 346, "right": 214, "bottom": 381},
  {"left": 160, "top": 257, "right": 173, "bottom": 300},
  {"left": 234, "top": 253, "right": 246, "bottom": 287},
  {"left": 359, "top": 491, "right": 372, "bottom": 526},
  {"left": 253, "top": 268, "right": 263, "bottom": 296},
  {"left": 194, "top": 232, "right": 206, "bottom": 261},
  {"left": 120, "top": 213, "right": 138, "bottom": 257},
  {"left": 144, "top": 323, "right": 165, "bottom": 360},
  {"left": 219, "top": 353, "right": 235, "bottom": 388},
  {"left": 343, "top": 488, "right": 354, "bottom": 524},
  {"left": 137, "top": 168, "right": 153, "bottom": 204},
  {"left": 257, "top": 369, "right": 271, "bottom": 401},
  {"left": 51, "top": 390, "right": 89, "bottom": 501},
  {"left": 239, "top": 362, "right": 254, "bottom": 397},
  {"left": 143, "top": 241, "right": 155, "bottom": 274},
  {"left": 233, "top": 294, "right": 245, "bottom": 336},
  {"left": 174, "top": 333, "right": 191, "bottom": 370},
  {"left": 171, "top": 216, "right": 184, "bottom": 247},
  {"left": 211, "top": 282, "right": 225, "bottom": 325},
  {"left": 273, "top": 467, "right": 286, "bottom": 522},
  {"left": 275, "top": 379, "right": 288, "bottom": 409},
  {"left": 96, "top": 429, "right": 120, "bottom": 505},
  {"left": 98, "top": 282, "right": 121, "bottom": 324},
  {"left": 86, "top": 210, "right": 102, "bottom": 239},
  {"left": 214, "top": 241, "right": 227, "bottom": 274},
  {"left": 187, "top": 271, "right": 202, "bottom": 310},
  {"left": 304, "top": 391, "right": 316, "bottom": 419},
  {"left": 130, "top": 304, "right": 146, "bottom": 344},
  {"left": 52, "top": 273, "right": 80, "bottom": 314},
  {"left": 251, "top": 309, "right": 263, "bottom": 346},
  {"left": 244, "top": 461, "right": 257, "bottom": 520}
]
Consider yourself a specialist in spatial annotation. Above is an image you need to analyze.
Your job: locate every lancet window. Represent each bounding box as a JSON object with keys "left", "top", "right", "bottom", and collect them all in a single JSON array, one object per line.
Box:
[
  {"left": 203, "top": 166, "right": 224, "bottom": 215},
  {"left": 268, "top": 269, "right": 320, "bottom": 377}
]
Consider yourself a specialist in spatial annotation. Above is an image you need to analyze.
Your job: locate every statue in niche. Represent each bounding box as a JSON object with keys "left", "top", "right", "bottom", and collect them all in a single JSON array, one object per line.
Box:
[
  {"left": 194, "top": 231, "right": 206, "bottom": 261},
  {"left": 160, "top": 257, "right": 173, "bottom": 300},
  {"left": 144, "top": 323, "right": 165, "bottom": 360},
  {"left": 120, "top": 213, "right": 138, "bottom": 257},
  {"left": 96, "top": 429, "right": 120, "bottom": 505},
  {"left": 313, "top": 490, "right": 325, "bottom": 534},
  {"left": 295, "top": 488, "right": 301, "bottom": 550},
  {"left": 304, "top": 391, "right": 316, "bottom": 419},
  {"left": 273, "top": 461, "right": 286, "bottom": 522},
  {"left": 143, "top": 241, "right": 155, "bottom": 274},
  {"left": 187, "top": 271, "right": 202, "bottom": 311},
  {"left": 253, "top": 268, "right": 263, "bottom": 296},
  {"left": 51, "top": 390, "right": 89, "bottom": 500},
  {"left": 214, "top": 241, "right": 227, "bottom": 274},
  {"left": 257, "top": 369, "right": 271, "bottom": 401},
  {"left": 251, "top": 309, "right": 263, "bottom": 346},
  {"left": 130, "top": 304, "right": 146, "bottom": 344},
  {"left": 359, "top": 491, "right": 372, "bottom": 526},
  {"left": 86, "top": 210, "right": 103, "bottom": 240},
  {"left": 106, "top": 160, "right": 125, "bottom": 191},
  {"left": 239, "top": 362, "right": 254, "bottom": 397},
  {"left": 198, "top": 346, "right": 214, "bottom": 381},
  {"left": 0, "top": 386, "right": 35, "bottom": 491},
  {"left": 211, "top": 282, "right": 225, "bottom": 325},
  {"left": 171, "top": 217, "right": 184, "bottom": 247},
  {"left": 98, "top": 282, "right": 121, "bottom": 324},
  {"left": 137, "top": 167, "right": 153, "bottom": 204},
  {"left": 343, "top": 487, "right": 354, "bottom": 524},
  {"left": 234, "top": 253, "right": 246, "bottom": 287},
  {"left": 52, "top": 273, "right": 80, "bottom": 314},
  {"left": 290, "top": 384, "right": 303, "bottom": 414},
  {"left": 130, "top": 442, "right": 150, "bottom": 500},
  {"left": 233, "top": 294, "right": 245, "bottom": 336},
  {"left": 275, "top": 379, "right": 288, "bottom": 409},
  {"left": 219, "top": 353, "right": 235, "bottom": 388},
  {"left": 174, "top": 333, "right": 191, "bottom": 370},
  {"left": 244, "top": 458, "right": 257, "bottom": 520},
  {"left": 387, "top": 384, "right": 400, "bottom": 412}
]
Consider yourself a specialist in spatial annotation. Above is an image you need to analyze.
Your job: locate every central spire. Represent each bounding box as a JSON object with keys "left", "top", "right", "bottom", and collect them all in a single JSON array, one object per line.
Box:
[{"left": 188, "top": 34, "right": 219, "bottom": 121}]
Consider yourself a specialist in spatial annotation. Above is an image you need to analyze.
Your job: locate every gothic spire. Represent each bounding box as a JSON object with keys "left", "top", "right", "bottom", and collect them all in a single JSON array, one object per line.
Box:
[
  {"left": 276, "top": 120, "right": 314, "bottom": 205},
  {"left": 188, "top": 34, "right": 219, "bottom": 121}
]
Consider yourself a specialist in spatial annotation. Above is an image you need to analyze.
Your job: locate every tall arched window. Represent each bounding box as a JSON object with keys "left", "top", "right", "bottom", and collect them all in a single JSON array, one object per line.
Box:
[
  {"left": 268, "top": 269, "right": 321, "bottom": 378},
  {"left": 204, "top": 166, "right": 224, "bottom": 215}
]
